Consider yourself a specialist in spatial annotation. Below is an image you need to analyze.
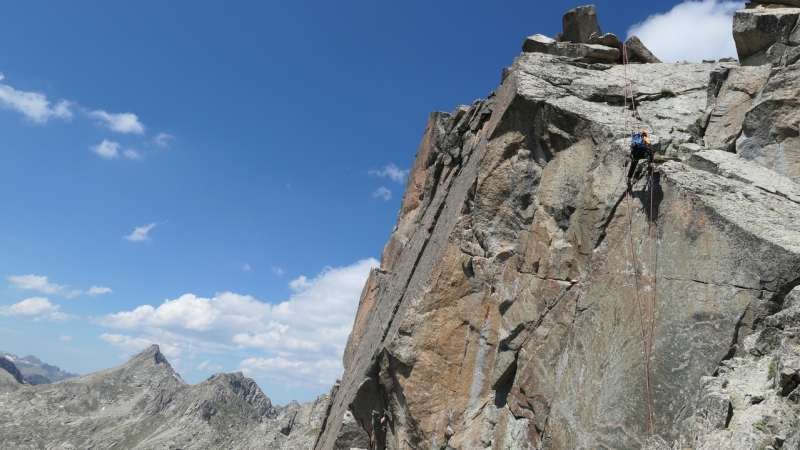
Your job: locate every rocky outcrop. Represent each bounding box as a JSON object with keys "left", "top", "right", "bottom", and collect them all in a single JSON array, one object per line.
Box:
[
  {"left": 0, "top": 345, "right": 325, "bottom": 449},
  {"left": 522, "top": 5, "right": 660, "bottom": 65},
  {"left": 315, "top": 6, "right": 800, "bottom": 450},
  {"left": 734, "top": 3, "right": 800, "bottom": 66}
]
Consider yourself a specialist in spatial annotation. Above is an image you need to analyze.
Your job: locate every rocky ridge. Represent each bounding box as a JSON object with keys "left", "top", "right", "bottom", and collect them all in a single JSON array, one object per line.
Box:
[
  {"left": 0, "top": 351, "right": 79, "bottom": 385},
  {"left": 314, "top": 4, "right": 800, "bottom": 450},
  {"left": 0, "top": 345, "right": 350, "bottom": 449}
]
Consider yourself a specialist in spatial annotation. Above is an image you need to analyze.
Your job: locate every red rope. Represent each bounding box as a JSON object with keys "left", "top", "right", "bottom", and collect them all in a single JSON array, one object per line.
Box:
[{"left": 621, "top": 43, "right": 655, "bottom": 437}]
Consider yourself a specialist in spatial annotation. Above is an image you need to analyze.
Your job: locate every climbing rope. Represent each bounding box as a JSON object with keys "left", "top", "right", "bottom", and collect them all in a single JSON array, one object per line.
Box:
[{"left": 621, "top": 43, "right": 656, "bottom": 437}]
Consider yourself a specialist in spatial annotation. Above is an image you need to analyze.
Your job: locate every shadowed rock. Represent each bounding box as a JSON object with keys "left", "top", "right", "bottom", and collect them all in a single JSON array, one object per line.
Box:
[{"left": 0, "top": 357, "right": 25, "bottom": 385}]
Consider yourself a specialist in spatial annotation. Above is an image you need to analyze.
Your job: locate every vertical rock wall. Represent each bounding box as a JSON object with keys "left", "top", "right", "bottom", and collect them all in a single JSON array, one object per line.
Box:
[{"left": 316, "top": 7, "right": 800, "bottom": 450}]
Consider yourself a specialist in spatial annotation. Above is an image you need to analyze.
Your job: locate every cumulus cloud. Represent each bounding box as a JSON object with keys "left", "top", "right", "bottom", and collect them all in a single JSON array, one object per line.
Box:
[
  {"left": 89, "top": 110, "right": 145, "bottom": 134},
  {"left": 0, "top": 74, "right": 73, "bottom": 123},
  {"left": 124, "top": 223, "right": 158, "bottom": 242},
  {"left": 0, "top": 297, "right": 73, "bottom": 322},
  {"left": 98, "top": 333, "right": 183, "bottom": 358},
  {"left": 628, "top": 0, "right": 744, "bottom": 63},
  {"left": 59, "top": 335, "right": 73, "bottom": 342},
  {"left": 373, "top": 187, "right": 392, "bottom": 201},
  {"left": 96, "top": 258, "right": 378, "bottom": 388},
  {"left": 240, "top": 263, "right": 252, "bottom": 272},
  {"left": 369, "top": 163, "right": 409, "bottom": 183},
  {"left": 90, "top": 139, "right": 121, "bottom": 159},
  {"left": 8, "top": 274, "right": 74, "bottom": 296},
  {"left": 271, "top": 267, "right": 285, "bottom": 276},
  {"left": 153, "top": 133, "right": 175, "bottom": 148},
  {"left": 8, "top": 274, "right": 110, "bottom": 298}
]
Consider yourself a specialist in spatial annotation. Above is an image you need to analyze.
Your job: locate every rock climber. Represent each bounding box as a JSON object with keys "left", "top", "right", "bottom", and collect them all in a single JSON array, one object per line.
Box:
[{"left": 627, "top": 129, "right": 653, "bottom": 185}]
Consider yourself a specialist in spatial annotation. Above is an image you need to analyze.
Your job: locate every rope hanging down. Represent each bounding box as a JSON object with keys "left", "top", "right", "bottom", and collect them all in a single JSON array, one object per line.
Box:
[{"left": 620, "top": 43, "right": 656, "bottom": 438}]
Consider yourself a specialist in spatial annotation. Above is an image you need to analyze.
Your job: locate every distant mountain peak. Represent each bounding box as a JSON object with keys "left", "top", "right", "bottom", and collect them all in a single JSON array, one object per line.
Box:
[{"left": 0, "top": 350, "right": 77, "bottom": 385}]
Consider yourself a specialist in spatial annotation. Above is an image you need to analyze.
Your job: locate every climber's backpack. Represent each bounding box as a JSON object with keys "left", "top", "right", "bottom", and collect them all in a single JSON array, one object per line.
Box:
[{"left": 631, "top": 132, "right": 647, "bottom": 151}]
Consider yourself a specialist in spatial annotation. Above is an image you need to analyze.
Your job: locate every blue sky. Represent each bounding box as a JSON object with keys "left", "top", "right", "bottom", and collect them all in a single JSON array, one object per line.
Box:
[{"left": 0, "top": 0, "right": 742, "bottom": 405}]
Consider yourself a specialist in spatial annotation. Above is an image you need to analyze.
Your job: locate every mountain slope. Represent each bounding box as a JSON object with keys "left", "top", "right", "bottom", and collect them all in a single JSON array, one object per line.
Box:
[{"left": 0, "top": 345, "right": 336, "bottom": 449}]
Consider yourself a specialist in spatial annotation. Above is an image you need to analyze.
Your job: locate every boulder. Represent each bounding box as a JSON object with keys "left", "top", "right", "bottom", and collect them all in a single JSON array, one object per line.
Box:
[
  {"left": 704, "top": 65, "right": 772, "bottom": 151},
  {"left": 521, "top": 34, "right": 556, "bottom": 54},
  {"left": 561, "top": 5, "right": 601, "bottom": 44},
  {"left": 554, "top": 42, "right": 620, "bottom": 61},
  {"left": 625, "top": 35, "right": 662, "bottom": 63},
  {"left": 737, "top": 61, "right": 800, "bottom": 183},
  {"left": 733, "top": 8, "right": 800, "bottom": 63},
  {"left": 586, "top": 32, "right": 622, "bottom": 50}
]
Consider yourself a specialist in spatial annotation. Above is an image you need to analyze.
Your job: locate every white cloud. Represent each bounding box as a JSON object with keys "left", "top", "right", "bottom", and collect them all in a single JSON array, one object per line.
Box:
[
  {"left": 59, "top": 335, "right": 73, "bottom": 342},
  {"left": 89, "top": 110, "right": 145, "bottom": 134},
  {"left": 7, "top": 274, "right": 109, "bottom": 298},
  {"left": 240, "top": 263, "right": 252, "bottom": 272},
  {"left": 9, "top": 274, "right": 73, "bottom": 295},
  {"left": 0, "top": 74, "right": 73, "bottom": 123},
  {"left": 98, "top": 333, "right": 183, "bottom": 358},
  {"left": 96, "top": 258, "right": 378, "bottom": 388},
  {"left": 373, "top": 187, "right": 392, "bottom": 201},
  {"left": 123, "top": 149, "right": 142, "bottom": 161},
  {"left": 197, "top": 360, "right": 225, "bottom": 372},
  {"left": 91, "top": 139, "right": 121, "bottom": 159},
  {"left": 0, "top": 297, "right": 73, "bottom": 322},
  {"left": 124, "top": 223, "right": 158, "bottom": 242},
  {"left": 153, "top": 133, "right": 175, "bottom": 148},
  {"left": 271, "top": 267, "right": 285, "bottom": 276},
  {"left": 628, "top": 0, "right": 744, "bottom": 63},
  {"left": 87, "top": 286, "right": 113, "bottom": 295},
  {"left": 369, "top": 163, "right": 409, "bottom": 183}
]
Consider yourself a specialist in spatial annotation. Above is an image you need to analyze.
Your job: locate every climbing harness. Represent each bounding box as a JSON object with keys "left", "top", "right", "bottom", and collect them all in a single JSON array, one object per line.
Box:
[{"left": 621, "top": 43, "right": 657, "bottom": 438}]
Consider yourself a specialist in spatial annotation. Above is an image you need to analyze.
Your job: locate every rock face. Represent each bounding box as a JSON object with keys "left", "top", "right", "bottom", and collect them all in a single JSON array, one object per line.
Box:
[
  {"left": 737, "top": 61, "right": 800, "bottom": 183},
  {"left": 0, "top": 345, "right": 327, "bottom": 449},
  {"left": 314, "top": 6, "right": 800, "bottom": 450},
  {"left": 733, "top": 4, "right": 800, "bottom": 66},
  {"left": 685, "top": 287, "right": 800, "bottom": 449}
]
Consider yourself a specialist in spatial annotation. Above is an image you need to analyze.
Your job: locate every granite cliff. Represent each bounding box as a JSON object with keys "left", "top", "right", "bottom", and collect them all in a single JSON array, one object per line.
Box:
[{"left": 315, "top": 4, "right": 800, "bottom": 450}]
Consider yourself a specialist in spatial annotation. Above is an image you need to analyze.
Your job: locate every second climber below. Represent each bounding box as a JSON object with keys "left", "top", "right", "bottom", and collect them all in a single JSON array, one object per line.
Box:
[{"left": 627, "top": 129, "right": 654, "bottom": 185}]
